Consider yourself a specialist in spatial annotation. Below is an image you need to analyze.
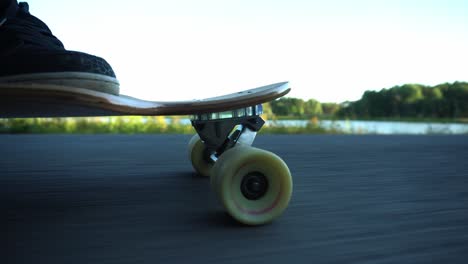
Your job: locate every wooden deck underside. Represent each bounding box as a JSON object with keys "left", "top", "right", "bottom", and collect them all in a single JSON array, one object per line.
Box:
[{"left": 0, "top": 82, "right": 290, "bottom": 117}]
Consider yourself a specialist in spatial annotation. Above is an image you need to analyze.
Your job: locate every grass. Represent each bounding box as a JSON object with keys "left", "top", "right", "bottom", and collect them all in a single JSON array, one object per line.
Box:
[{"left": 0, "top": 116, "right": 344, "bottom": 134}]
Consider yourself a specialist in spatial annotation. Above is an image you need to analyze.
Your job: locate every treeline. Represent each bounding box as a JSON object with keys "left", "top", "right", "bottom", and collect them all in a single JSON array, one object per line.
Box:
[
  {"left": 338, "top": 82, "right": 468, "bottom": 118},
  {"left": 267, "top": 82, "right": 468, "bottom": 119},
  {"left": 268, "top": 98, "right": 340, "bottom": 118}
]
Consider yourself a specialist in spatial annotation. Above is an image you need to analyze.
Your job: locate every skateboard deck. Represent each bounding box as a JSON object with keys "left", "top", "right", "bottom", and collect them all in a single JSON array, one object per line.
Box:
[{"left": 0, "top": 82, "right": 290, "bottom": 117}]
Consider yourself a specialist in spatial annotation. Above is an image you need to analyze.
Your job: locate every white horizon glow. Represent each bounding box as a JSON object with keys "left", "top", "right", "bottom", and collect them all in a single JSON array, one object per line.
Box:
[{"left": 28, "top": 0, "right": 468, "bottom": 103}]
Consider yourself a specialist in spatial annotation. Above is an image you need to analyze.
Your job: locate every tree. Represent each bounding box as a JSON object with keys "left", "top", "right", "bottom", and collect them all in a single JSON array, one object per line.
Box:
[
  {"left": 336, "top": 82, "right": 468, "bottom": 119},
  {"left": 270, "top": 97, "right": 305, "bottom": 117},
  {"left": 322, "top": 103, "right": 341, "bottom": 117},
  {"left": 398, "top": 84, "right": 425, "bottom": 104},
  {"left": 304, "top": 99, "right": 322, "bottom": 116}
]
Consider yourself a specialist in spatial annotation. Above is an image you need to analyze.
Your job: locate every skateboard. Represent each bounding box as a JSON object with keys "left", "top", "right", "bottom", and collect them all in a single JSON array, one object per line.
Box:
[{"left": 0, "top": 81, "right": 293, "bottom": 225}]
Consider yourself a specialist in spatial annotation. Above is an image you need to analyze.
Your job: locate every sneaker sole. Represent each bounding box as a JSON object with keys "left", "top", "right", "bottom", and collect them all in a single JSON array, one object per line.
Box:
[{"left": 0, "top": 72, "right": 120, "bottom": 95}]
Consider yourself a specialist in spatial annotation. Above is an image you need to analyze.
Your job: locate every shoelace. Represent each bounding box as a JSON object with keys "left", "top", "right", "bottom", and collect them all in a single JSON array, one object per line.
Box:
[{"left": 1, "top": 2, "right": 64, "bottom": 49}]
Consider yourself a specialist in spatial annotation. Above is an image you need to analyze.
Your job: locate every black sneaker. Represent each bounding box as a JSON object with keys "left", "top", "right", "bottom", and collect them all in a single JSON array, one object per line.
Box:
[{"left": 0, "top": 2, "right": 119, "bottom": 95}]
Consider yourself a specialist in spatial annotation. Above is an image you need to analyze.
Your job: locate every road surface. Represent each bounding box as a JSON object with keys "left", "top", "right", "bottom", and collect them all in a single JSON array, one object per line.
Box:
[{"left": 2, "top": 135, "right": 468, "bottom": 263}]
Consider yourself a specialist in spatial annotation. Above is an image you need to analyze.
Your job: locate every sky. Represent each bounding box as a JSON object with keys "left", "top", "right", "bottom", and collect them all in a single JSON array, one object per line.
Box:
[{"left": 28, "top": 0, "right": 468, "bottom": 103}]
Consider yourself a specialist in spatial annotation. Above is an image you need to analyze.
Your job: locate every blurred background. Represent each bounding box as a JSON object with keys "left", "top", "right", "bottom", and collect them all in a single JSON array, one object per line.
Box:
[{"left": 1, "top": 0, "right": 467, "bottom": 134}]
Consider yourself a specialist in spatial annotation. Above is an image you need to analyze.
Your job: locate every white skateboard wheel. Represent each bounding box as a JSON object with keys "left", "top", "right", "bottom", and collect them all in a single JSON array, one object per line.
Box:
[
  {"left": 211, "top": 146, "right": 292, "bottom": 225},
  {"left": 188, "top": 134, "right": 212, "bottom": 177}
]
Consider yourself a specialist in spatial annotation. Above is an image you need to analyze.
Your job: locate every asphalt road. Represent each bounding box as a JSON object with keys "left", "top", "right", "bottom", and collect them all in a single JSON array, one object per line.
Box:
[{"left": 2, "top": 134, "right": 468, "bottom": 264}]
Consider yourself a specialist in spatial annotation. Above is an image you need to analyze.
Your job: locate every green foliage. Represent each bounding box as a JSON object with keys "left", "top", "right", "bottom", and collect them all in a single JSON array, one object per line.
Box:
[
  {"left": 270, "top": 97, "right": 324, "bottom": 118},
  {"left": 261, "top": 102, "right": 277, "bottom": 121},
  {"left": 0, "top": 116, "right": 345, "bottom": 134},
  {"left": 321, "top": 103, "right": 340, "bottom": 117},
  {"left": 399, "top": 84, "right": 424, "bottom": 103},
  {"left": 304, "top": 99, "right": 323, "bottom": 116},
  {"left": 337, "top": 82, "right": 468, "bottom": 119},
  {"left": 0, "top": 116, "right": 179, "bottom": 134},
  {"left": 270, "top": 98, "right": 304, "bottom": 116}
]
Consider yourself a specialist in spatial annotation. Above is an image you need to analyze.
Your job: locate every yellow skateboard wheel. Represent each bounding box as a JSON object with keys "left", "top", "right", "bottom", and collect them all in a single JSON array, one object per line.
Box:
[
  {"left": 211, "top": 146, "right": 292, "bottom": 225},
  {"left": 188, "top": 134, "right": 212, "bottom": 177}
]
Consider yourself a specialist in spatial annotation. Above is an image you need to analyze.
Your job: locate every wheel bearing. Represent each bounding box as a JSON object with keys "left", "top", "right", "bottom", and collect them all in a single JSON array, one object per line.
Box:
[{"left": 240, "top": 172, "right": 268, "bottom": 200}]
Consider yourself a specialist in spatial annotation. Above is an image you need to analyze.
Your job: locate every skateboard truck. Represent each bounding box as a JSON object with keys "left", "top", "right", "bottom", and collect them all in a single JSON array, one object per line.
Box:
[
  {"left": 190, "top": 104, "right": 265, "bottom": 163},
  {"left": 188, "top": 102, "right": 292, "bottom": 226}
]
